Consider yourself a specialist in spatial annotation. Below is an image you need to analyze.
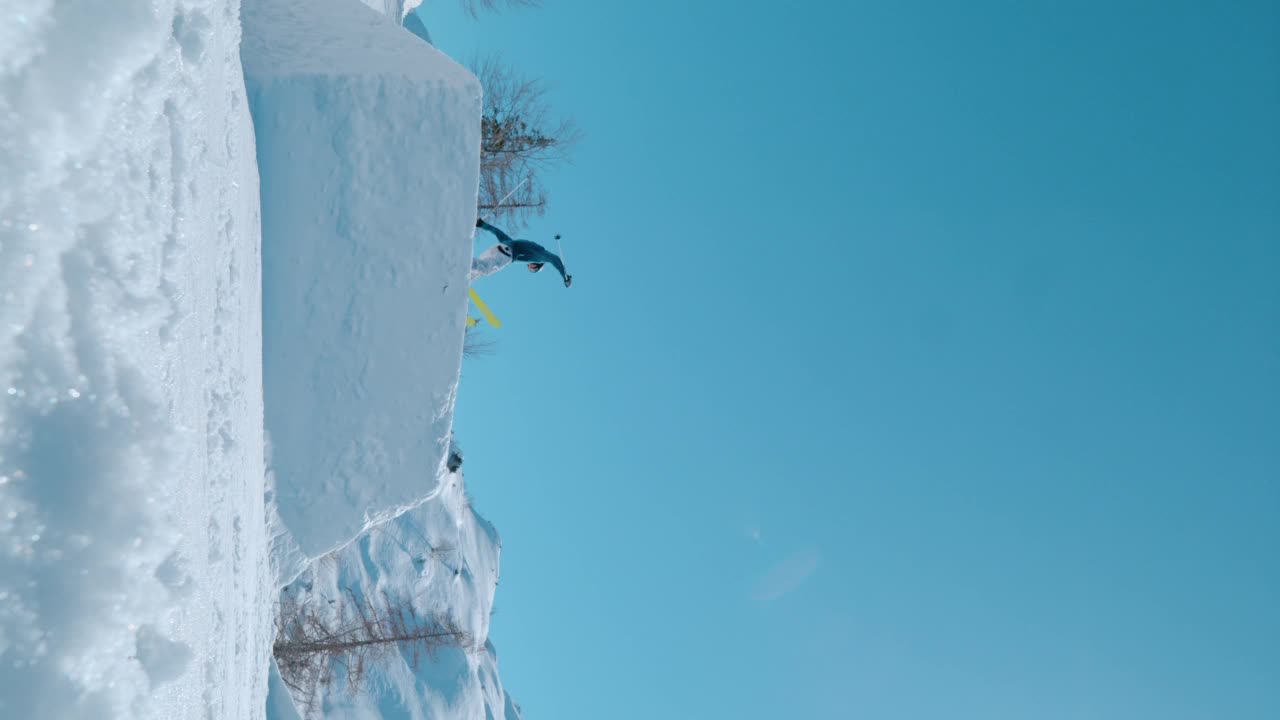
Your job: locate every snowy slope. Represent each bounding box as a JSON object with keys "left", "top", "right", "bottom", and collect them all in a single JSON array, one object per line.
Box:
[
  {"left": 0, "top": 1, "right": 270, "bottom": 718},
  {"left": 275, "top": 472, "right": 522, "bottom": 719},
  {"left": 4, "top": 1, "right": 509, "bottom": 718},
  {"left": 243, "top": 0, "right": 482, "bottom": 562},
  {"left": 242, "top": 3, "right": 521, "bottom": 718}
]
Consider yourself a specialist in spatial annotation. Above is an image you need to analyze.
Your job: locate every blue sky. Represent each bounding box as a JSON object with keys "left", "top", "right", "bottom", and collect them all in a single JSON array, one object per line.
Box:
[{"left": 427, "top": 1, "right": 1280, "bottom": 717}]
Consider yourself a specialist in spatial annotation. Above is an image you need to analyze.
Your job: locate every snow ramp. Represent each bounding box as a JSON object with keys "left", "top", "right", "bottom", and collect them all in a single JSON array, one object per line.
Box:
[{"left": 242, "top": 0, "right": 481, "bottom": 562}]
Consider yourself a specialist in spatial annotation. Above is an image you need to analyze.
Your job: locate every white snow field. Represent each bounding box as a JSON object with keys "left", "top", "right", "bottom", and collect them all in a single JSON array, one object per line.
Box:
[
  {"left": 274, "top": 472, "right": 522, "bottom": 719},
  {"left": 4, "top": 0, "right": 511, "bottom": 716},
  {"left": 242, "top": 0, "right": 481, "bottom": 562},
  {"left": 0, "top": 1, "right": 270, "bottom": 718}
]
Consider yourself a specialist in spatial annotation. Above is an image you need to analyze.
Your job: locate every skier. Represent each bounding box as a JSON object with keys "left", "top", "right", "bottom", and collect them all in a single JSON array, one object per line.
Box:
[{"left": 475, "top": 218, "right": 572, "bottom": 287}]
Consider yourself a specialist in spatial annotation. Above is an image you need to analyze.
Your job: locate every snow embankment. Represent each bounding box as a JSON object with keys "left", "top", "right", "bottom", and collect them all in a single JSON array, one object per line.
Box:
[
  {"left": 273, "top": 472, "right": 521, "bottom": 719},
  {"left": 241, "top": 0, "right": 481, "bottom": 564},
  {"left": 1, "top": 1, "right": 269, "bottom": 718},
  {"left": 243, "top": 3, "right": 520, "bottom": 717}
]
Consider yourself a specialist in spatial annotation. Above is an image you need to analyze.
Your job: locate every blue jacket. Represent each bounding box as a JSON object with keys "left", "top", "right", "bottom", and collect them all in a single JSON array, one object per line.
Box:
[{"left": 477, "top": 219, "right": 571, "bottom": 286}]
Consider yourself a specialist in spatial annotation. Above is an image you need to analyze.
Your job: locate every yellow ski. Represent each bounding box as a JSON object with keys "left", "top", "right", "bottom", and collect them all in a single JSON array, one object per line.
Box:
[{"left": 468, "top": 288, "right": 501, "bottom": 328}]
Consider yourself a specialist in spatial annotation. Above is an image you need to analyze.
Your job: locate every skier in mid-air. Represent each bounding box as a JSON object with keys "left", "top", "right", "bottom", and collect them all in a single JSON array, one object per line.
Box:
[{"left": 475, "top": 218, "right": 572, "bottom": 287}]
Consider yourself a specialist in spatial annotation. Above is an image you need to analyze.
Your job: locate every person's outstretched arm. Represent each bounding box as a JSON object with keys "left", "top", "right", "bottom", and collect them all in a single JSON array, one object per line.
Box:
[
  {"left": 524, "top": 244, "right": 572, "bottom": 287},
  {"left": 476, "top": 218, "right": 514, "bottom": 246},
  {"left": 546, "top": 254, "right": 570, "bottom": 286}
]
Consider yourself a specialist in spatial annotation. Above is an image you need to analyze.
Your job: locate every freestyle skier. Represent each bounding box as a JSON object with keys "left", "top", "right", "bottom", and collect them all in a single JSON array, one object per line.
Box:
[{"left": 475, "top": 218, "right": 572, "bottom": 287}]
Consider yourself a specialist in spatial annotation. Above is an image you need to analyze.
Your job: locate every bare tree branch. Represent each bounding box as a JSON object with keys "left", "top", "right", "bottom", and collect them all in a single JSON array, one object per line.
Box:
[
  {"left": 274, "top": 588, "right": 470, "bottom": 713},
  {"left": 472, "top": 54, "right": 582, "bottom": 232},
  {"left": 463, "top": 328, "right": 498, "bottom": 358}
]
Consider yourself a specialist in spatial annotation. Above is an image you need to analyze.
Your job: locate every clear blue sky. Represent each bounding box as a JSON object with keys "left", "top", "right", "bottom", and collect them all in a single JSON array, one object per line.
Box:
[{"left": 426, "top": 1, "right": 1280, "bottom": 718}]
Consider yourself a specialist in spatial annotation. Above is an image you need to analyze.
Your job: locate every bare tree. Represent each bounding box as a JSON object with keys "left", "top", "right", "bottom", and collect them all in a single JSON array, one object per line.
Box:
[
  {"left": 458, "top": 0, "right": 540, "bottom": 17},
  {"left": 473, "top": 55, "right": 581, "bottom": 232},
  {"left": 274, "top": 589, "right": 470, "bottom": 712},
  {"left": 463, "top": 327, "right": 497, "bottom": 358}
]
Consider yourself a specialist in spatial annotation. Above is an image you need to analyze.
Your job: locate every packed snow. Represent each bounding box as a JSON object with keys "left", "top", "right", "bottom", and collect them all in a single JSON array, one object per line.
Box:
[
  {"left": 243, "top": 0, "right": 481, "bottom": 561},
  {"left": 0, "top": 0, "right": 270, "bottom": 717}
]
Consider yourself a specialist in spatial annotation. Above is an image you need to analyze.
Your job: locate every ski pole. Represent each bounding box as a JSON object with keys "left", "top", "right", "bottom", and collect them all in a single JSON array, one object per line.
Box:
[{"left": 480, "top": 177, "right": 530, "bottom": 222}]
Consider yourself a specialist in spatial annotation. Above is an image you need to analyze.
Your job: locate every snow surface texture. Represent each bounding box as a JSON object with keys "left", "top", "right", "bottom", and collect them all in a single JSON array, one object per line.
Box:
[
  {"left": 273, "top": 473, "right": 522, "bottom": 720},
  {"left": 0, "top": 1, "right": 270, "bottom": 718},
  {"left": 242, "top": 0, "right": 482, "bottom": 560}
]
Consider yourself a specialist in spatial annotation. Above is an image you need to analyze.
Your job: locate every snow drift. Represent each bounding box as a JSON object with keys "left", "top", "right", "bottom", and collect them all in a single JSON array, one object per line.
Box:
[
  {"left": 242, "top": 0, "right": 482, "bottom": 561},
  {"left": 0, "top": 1, "right": 270, "bottom": 718},
  {"left": 272, "top": 472, "right": 522, "bottom": 719}
]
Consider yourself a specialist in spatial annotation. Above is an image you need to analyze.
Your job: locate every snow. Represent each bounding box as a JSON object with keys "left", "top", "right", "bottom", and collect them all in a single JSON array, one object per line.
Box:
[
  {"left": 243, "top": 1, "right": 517, "bottom": 716},
  {"left": 0, "top": 1, "right": 270, "bottom": 718},
  {"left": 242, "top": 0, "right": 482, "bottom": 561},
  {"left": 358, "top": 0, "right": 425, "bottom": 23},
  {"left": 275, "top": 473, "right": 522, "bottom": 719},
  {"left": 5, "top": 0, "right": 514, "bottom": 717}
]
